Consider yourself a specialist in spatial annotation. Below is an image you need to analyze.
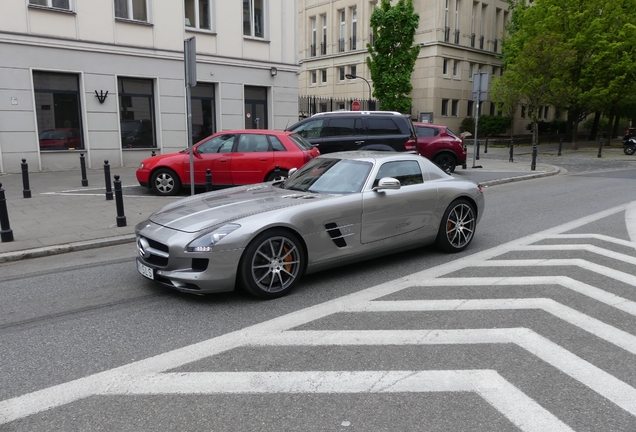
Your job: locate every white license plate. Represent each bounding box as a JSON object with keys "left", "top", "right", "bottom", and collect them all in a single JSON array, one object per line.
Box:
[{"left": 137, "top": 260, "right": 154, "bottom": 280}]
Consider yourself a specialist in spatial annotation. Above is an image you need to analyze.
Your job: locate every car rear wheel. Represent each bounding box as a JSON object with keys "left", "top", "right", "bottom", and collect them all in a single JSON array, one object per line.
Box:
[
  {"left": 432, "top": 154, "right": 457, "bottom": 173},
  {"left": 624, "top": 145, "right": 636, "bottom": 155},
  {"left": 265, "top": 169, "right": 289, "bottom": 182},
  {"left": 239, "top": 229, "right": 305, "bottom": 299},
  {"left": 435, "top": 199, "right": 476, "bottom": 253},
  {"left": 151, "top": 168, "right": 181, "bottom": 196}
]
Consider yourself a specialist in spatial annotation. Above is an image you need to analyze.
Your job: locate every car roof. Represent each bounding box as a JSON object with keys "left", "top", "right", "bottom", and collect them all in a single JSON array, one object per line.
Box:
[
  {"left": 211, "top": 129, "right": 291, "bottom": 135},
  {"left": 414, "top": 122, "right": 447, "bottom": 128},
  {"left": 316, "top": 150, "right": 423, "bottom": 163},
  {"left": 311, "top": 110, "right": 407, "bottom": 117}
]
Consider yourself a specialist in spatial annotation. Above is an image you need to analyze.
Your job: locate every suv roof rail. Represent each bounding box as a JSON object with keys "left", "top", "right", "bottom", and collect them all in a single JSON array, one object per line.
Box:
[{"left": 311, "top": 110, "right": 405, "bottom": 117}]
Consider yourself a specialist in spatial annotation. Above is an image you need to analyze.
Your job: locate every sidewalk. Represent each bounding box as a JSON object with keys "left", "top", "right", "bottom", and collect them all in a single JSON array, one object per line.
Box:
[{"left": 0, "top": 140, "right": 631, "bottom": 262}]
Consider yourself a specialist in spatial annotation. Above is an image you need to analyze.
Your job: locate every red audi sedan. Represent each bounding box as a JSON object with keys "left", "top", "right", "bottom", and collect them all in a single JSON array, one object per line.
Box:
[{"left": 136, "top": 130, "right": 320, "bottom": 196}]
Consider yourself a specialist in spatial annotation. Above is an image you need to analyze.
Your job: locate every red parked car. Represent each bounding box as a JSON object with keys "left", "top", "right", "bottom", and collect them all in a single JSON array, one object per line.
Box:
[
  {"left": 136, "top": 130, "right": 320, "bottom": 196},
  {"left": 38, "top": 128, "right": 82, "bottom": 149},
  {"left": 413, "top": 122, "right": 467, "bottom": 173}
]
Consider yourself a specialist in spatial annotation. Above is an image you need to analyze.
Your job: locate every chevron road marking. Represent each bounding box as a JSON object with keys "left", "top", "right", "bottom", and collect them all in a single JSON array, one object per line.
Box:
[
  {"left": 1, "top": 201, "right": 635, "bottom": 427},
  {"left": 515, "top": 244, "right": 636, "bottom": 265},
  {"left": 544, "top": 234, "right": 636, "bottom": 249}
]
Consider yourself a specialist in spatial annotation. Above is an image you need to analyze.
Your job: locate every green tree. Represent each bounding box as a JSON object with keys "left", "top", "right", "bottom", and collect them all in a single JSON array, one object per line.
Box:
[
  {"left": 491, "top": 73, "right": 520, "bottom": 137},
  {"left": 366, "top": 0, "right": 420, "bottom": 113}
]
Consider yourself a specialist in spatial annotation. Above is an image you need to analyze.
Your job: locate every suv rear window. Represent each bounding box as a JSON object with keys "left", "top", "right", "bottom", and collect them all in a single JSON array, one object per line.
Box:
[{"left": 367, "top": 118, "right": 401, "bottom": 135}]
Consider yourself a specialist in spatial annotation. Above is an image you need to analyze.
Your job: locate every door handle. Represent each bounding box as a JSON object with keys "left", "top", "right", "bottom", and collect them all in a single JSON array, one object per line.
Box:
[{"left": 355, "top": 141, "right": 365, "bottom": 145}]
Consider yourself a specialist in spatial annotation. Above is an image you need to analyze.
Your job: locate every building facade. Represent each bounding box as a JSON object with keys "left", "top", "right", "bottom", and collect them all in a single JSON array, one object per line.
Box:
[
  {"left": 0, "top": 0, "right": 299, "bottom": 174},
  {"left": 298, "top": 0, "right": 544, "bottom": 135}
]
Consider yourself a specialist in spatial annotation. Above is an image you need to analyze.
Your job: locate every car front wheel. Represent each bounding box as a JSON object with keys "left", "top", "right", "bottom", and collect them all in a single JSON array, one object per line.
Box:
[
  {"left": 151, "top": 168, "right": 181, "bottom": 196},
  {"left": 239, "top": 229, "right": 305, "bottom": 299},
  {"left": 266, "top": 169, "right": 289, "bottom": 182},
  {"left": 435, "top": 199, "right": 476, "bottom": 252},
  {"left": 433, "top": 154, "right": 457, "bottom": 173}
]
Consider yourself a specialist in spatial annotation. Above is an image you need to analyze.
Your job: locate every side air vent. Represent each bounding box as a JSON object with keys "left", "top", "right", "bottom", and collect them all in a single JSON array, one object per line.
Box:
[{"left": 325, "top": 222, "right": 348, "bottom": 248}]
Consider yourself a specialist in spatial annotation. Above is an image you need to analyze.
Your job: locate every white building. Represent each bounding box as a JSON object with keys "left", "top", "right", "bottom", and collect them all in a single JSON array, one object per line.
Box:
[
  {"left": 0, "top": 0, "right": 299, "bottom": 174},
  {"left": 298, "top": 0, "right": 547, "bottom": 135}
]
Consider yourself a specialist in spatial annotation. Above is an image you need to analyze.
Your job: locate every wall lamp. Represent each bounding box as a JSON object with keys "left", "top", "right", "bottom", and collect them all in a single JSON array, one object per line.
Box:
[{"left": 270, "top": 67, "right": 278, "bottom": 77}]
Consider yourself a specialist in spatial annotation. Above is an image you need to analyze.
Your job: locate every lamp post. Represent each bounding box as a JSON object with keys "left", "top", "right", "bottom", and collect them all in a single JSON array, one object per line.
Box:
[{"left": 345, "top": 74, "right": 373, "bottom": 110}]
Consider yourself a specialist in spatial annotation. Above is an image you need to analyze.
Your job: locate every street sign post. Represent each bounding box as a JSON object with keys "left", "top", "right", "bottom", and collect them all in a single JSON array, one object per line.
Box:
[
  {"left": 184, "top": 37, "right": 197, "bottom": 195},
  {"left": 472, "top": 72, "right": 489, "bottom": 169}
]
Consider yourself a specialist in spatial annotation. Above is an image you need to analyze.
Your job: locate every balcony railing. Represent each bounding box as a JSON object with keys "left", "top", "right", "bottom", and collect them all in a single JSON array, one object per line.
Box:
[
  {"left": 310, "top": 44, "right": 316, "bottom": 57},
  {"left": 454, "top": 29, "right": 460, "bottom": 44},
  {"left": 444, "top": 26, "right": 450, "bottom": 42},
  {"left": 338, "top": 38, "right": 345, "bottom": 52},
  {"left": 479, "top": 35, "right": 484, "bottom": 49},
  {"left": 470, "top": 33, "right": 475, "bottom": 47},
  {"left": 320, "top": 41, "right": 327, "bottom": 55},
  {"left": 350, "top": 36, "right": 357, "bottom": 50}
]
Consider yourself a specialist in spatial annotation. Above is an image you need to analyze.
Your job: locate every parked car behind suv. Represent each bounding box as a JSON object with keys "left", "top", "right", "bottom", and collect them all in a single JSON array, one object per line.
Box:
[
  {"left": 413, "top": 122, "right": 467, "bottom": 173},
  {"left": 287, "top": 111, "right": 417, "bottom": 154}
]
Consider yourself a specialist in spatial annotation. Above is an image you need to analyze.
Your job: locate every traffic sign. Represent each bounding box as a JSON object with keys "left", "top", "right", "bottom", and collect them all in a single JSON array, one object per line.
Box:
[{"left": 352, "top": 101, "right": 361, "bottom": 111}]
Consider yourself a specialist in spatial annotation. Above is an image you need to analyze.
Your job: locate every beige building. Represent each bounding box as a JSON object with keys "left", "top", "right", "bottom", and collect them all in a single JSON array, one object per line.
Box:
[
  {"left": 0, "top": 0, "right": 299, "bottom": 174},
  {"left": 298, "top": 0, "right": 541, "bottom": 135}
]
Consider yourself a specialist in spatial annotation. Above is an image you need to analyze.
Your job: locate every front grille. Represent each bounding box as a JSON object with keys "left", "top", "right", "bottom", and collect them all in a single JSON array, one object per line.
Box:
[{"left": 138, "top": 236, "right": 169, "bottom": 267}]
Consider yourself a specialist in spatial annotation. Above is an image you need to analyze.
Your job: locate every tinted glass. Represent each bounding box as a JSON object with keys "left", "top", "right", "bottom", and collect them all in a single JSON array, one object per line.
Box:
[
  {"left": 237, "top": 134, "right": 270, "bottom": 152},
  {"left": 374, "top": 161, "right": 423, "bottom": 187},
  {"left": 323, "top": 118, "right": 357, "bottom": 136},
  {"left": 289, "top": 133, "right": 314, "bottom": 150},
  {"left": 417, "top": 127, "right": 437, "bottom": 137},
  {"left": 367, "top": 118, "right": 400, "bottom": 135},
  {"left": 197, "top": 134, "right": 235, "bottom": 153},
  {"left": 268, "top": 135, "right": 287, "bottom": 151},
  {"left": 290, "top": 119, "right": 324, "bottom": 139}
]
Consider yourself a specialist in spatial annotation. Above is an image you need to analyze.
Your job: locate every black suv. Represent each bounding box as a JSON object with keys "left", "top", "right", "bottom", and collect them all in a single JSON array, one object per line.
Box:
[{"left": 286, "top": 111, "right": 417, "bottom": 154}]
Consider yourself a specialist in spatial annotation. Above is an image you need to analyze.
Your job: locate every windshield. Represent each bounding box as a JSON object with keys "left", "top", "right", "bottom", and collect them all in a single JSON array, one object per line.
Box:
[{"left": 283, "top": 158, "right": 372, "bottom": 194}]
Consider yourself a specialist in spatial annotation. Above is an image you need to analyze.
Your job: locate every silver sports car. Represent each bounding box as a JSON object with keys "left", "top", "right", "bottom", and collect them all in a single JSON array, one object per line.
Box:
[{"left": 135, "top": 151, "right": 484, "bottom": 299}]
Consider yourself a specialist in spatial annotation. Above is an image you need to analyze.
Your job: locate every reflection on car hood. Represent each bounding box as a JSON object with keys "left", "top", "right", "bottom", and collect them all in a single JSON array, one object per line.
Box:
[{"left": 149, "top": 184, "right": 328, "bottom": 233}]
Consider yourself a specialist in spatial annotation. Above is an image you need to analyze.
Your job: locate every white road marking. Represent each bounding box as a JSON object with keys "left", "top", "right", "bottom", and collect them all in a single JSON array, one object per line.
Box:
[
  {"left": 1, "top": 201, "right": 636, "bottom": 427},
  {"left": 546, "top": 234, "right": 636, "bottom": 249},
  {"left": 627, "top": 201, "right": 636, "bottom": 249},
  {"left": 516, "top": 244, "right": 636, "bottom": 265}
]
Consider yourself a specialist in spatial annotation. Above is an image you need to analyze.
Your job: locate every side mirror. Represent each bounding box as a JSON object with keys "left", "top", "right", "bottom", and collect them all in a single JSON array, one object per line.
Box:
[
  {"left": 288, "top": 167, "right": 298, "bottom": 178},
  {"left": 372, "top": 177, "right": 401, "bottom": 191}
]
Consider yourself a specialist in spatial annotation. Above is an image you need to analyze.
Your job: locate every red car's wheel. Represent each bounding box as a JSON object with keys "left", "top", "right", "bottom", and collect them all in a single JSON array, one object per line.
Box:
[{"left": 151, "top": 168, "right": 181, "bottom": 196}]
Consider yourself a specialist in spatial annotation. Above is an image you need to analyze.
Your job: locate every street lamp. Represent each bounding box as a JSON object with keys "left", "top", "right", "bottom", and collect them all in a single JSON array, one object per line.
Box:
[{"left": 345, "top": 74, "right": 373, "bottom": 110}]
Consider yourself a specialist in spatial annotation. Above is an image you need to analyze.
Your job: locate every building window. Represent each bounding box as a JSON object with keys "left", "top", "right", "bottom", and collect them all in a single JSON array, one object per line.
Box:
[
  {"left": 492, "top": 66, "right": 499, "bottom": 77},
  {"left": 321, "top": 69, "right": 327, "bottom": 84},
  {"left": 451, "top": 100, "right": 458, "bottom": 116},
  {"left": 443, "top": 59, "right": 449, "bottom": 75},
  {"left": 184, "top": 0, "right": 211, "bottom": 30},
  {"left": 469, "top": 63, "right": 474, "bottom": 78},
  {"left": 441, "top": 99, "right": 449, "bottom": 116},
  {"left": 453, "top": 60, "right": 459, "bottom": 77},
  {"left": 321, "top": 14, "right": 327, "bottom": 54},
  {"left": 467, "top": 100, "right": 474, "bottom": 116},
  {"left": 34, "top": 71, "right": 84, "bottom": 151},
  {"left": 350, "top": 7, "right": 357, "bottom": 50},
  {"left": 339, "top": 10, "right": 346, "bottom": 52},
  {"left": 311, "top": 70, "right": 317, "bottom": 85},
  {"left": 243, "top": 0, "right": 264, "bottom": 38},
  {"left": 339, "top": 67, "right": 345, "bottom": 81},
  {"left": 118, "top": 77, "right": 156, "bottom": 148},
  {"left": 29, "top": 0, "right": 71, "bottom": 10},
  {"left": 349, "top": 65, "right": 357, "bottom": 77},
  {"left": 191, "top": 83, "right": 216, "bottom": 143},
  {"left": 115, "top": 0, "right": 147, "bottom": 21},
  {"left": 310, "top": 16, "right": 317, "bottom": 56}
]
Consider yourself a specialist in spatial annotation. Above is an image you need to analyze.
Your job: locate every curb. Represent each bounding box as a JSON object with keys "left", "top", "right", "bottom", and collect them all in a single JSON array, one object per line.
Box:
[
  {"left": 0, "top": 234, "right": 136, "bottom": 264},
  {"left": 480, "top": 165, "right": 561, "bottom": 187}
]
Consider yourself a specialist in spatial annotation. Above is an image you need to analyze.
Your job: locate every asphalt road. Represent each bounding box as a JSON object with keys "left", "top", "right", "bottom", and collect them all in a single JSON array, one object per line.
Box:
[{"left": 1, "top": 160, "right": 636, "bottom": 431}]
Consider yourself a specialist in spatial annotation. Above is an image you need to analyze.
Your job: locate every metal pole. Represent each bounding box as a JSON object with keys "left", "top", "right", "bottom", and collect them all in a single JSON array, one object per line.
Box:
[
  {"left": 476, "top": 140, "right": 480, "bottom": 160},
  {"left": 597, "top": 139, "right": 603, "bottom": 158},
  {"left": 114, "top": 175, "right": 126, "bottom": 227},
  {"left": 80, "top": 153, "right": 88, "bottom": 187},
  {"left": 531, "top": 144, "right": 537, "bottom": 170},
  {"left": 484, "top": 138, "right": 488, "bottom": 154},
  {"left": 206, "top": 168, "right": 213, "bottom": 192},
  {"left": 21, "top": 159, "right": 31, "bottom": 199},
  {"left": 0, "top": 183, "right": 14, "bottom": 242},
  {"left": 104, "top": 160, "right": 113, "bottom": 200},
  {"left": 509, "top": 137, "right": 514, "bottom": 162},
  {"left": 558, "top": 137, "right": 563, "bottom": 156}
]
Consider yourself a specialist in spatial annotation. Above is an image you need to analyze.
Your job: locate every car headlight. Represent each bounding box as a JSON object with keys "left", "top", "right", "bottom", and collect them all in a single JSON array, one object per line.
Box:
[
  {"left": 138, "top": 163, "right": 144, "bottom": 169},
  {"left": 186, "top": 224, "right": 241, "bottom": 252}
]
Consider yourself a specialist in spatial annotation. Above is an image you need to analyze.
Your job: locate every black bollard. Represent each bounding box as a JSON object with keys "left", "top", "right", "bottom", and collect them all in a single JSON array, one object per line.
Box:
[
  {"left": 206, "top": 168, "right": 213, "bottom": 192},
  {"left": 509, "top": 138, "right": 514, "bottom": 162},
  {"left": 462, "top": 141, "right": 467, "bottom": 169},
  {"left": 531, "top": 144, "right": 537, "bottom": 170},
  {"left": 598, "top": 140, "right": 603, "bottom": 158},
  {"left": 113, "top": 175, "right": 126, "bottom": 227},
  {"left": 0, "top": 183, "right": 14, "bottom": 242},
  {"left": 476, "top": 140, "right": 480, "bottom": 160},
  {"left": 103, "top": 160, "right": 113, "bottom": 201},
  {"left": 80, "top": 153, "right": 88, "bottom": 187},
  {"left": 558, "top": 137, "right": 563, "bottom": 156},
  {"left": 274, "top": 165, "right": 281, "bottom": 180},
  {"left": 484, "top": 138, "right": 488, "bottom": 154},
  {"left": 21, "top": 159, "right": 31, "bottom": 199},
  {"left": 151, "top": 150, "right": 156, "bottom": 157}
]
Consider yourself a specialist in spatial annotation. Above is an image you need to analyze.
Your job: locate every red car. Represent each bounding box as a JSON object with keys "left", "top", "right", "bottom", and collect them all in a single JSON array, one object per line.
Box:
[
  {"left": 136, "top": 130, "right": 320, "bottom": 196},
  {"left": 413, "top": 122, "right": 467, "bottom": 173}
]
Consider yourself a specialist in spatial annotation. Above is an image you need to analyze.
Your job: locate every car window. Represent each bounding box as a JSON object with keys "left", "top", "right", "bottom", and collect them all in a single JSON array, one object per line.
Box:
[
  {"left": 323, "top": 118, "right": 360, "bottom": 136},
  {"left": 268, "top": 135, "right": 287, "bottom": 151},
  {"left": 291, "top": 119, "right": 324, "bottom": 139},
  {"left": 417, "top": 127, "right": 438, "bottom": 137},
  {"left": 237, "top": 134, "right": 271, "bottom": 152},
  {"left": 288, "top": 133, "right": 314, "bottom": 150},
  {"left": 373, "top": 161, "right": 424, "bottom": 188},
  {"left": 196, "top": 134, "right": 236, "bottom": 154},
  {"left": 446, "top": 128, "right": 459, "bottom": 139},
  {"left": 367, "top": 118, "right": 401, "bottom": 135},
  {"left": 284, "top": 158, "right": 372, "bottom": 194}
]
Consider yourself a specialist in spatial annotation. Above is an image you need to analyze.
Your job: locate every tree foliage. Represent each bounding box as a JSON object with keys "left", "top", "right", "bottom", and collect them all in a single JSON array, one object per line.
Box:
[
  {"left": 366, "top": 0, "right": 420, "bottom": 113},
  {"left": 459, "top": 115, "right": 510, "bottom": 137}
]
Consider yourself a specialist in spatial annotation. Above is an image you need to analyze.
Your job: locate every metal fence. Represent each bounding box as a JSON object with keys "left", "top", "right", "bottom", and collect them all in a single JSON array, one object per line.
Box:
[{"left": 298, "top": 96, "right": 378, "bottom": 120}]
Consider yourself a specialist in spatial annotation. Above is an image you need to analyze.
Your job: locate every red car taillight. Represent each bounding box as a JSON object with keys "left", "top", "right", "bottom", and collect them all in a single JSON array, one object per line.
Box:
[{"left": 405, "top": 136, "right": 417, "bottom": 151}]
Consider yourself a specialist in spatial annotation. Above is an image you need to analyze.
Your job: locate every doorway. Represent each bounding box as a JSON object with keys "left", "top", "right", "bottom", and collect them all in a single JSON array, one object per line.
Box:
[{"left": 244, "top": 86, "right": 268, "bottom": 129}]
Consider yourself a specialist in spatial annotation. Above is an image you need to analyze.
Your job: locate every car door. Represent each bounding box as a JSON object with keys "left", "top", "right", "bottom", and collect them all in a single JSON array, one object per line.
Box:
[
  {"left": 231, "top": 133, "right": 275, "bottom": 185},
  {"left": 361, "top": 160, "right": 438, "bottom": 244},
  {"left": 320, "top": 117, "right": 366, "bottom": 152},
  {"left": 185, "top": 133, "right": 235, "bottom": 186}
]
